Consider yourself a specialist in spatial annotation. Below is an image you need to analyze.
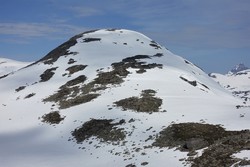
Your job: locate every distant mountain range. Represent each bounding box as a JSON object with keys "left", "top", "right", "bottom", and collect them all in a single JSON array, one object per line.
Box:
[
  {"left": 228, "top": 63, "right": 249, "bottom": 75},
  {"left": 0, "top": 29, "right": 249, "bottom": 167},
  {"left": 209, "top": 63, "right": 250, "bottom": 107}
]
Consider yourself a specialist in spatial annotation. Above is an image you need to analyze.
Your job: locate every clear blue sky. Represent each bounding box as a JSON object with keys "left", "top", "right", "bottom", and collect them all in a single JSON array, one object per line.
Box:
[{"left": 0, "top": 0, "right": 250, "bottom": 73}]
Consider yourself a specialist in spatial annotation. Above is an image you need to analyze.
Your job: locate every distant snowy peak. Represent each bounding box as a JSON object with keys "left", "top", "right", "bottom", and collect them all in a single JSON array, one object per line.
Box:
[
  {"left": 228, "top": 63, "right": 249, "bottom": 75},
  {"left": 209, "top": 66, "right": 250, "bottom": 105},
  {"left": 0, "top": 58, "right": 31, "bottom": 76}
]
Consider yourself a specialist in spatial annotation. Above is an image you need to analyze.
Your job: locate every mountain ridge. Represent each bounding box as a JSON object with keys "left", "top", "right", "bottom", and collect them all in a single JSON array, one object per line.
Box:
[
  {"left": 228, "top": 63, "right": 249, "bottom": 75},
  {"left": 0, "top": 58, "right": 31, "bottom": 76},
  {"left": 209, "top": 65, "right": 250, "bottom": 107}
]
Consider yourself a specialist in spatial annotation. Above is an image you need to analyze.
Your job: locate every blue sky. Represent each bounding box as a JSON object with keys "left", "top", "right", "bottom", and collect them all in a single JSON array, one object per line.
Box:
[{"left": 0, "top": 0, "right": 250, "bottom": 73}]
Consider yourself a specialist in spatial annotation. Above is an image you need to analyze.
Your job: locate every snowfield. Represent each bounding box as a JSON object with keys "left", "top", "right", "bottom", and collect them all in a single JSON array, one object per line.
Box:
[
  {"left": 210, "top": 68, "right": 250, "bottom": 106},
  {"left": 0, "top": 29, "right": 249, "bottom": 167},
  {"left": 0, "top": 58, "right": 31, "bottom": 76}
]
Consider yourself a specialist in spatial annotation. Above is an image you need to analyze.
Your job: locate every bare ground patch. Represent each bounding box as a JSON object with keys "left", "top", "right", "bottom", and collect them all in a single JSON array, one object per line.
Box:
[
  {"left": 72, "top": 119, "right": 126, "bottom": 143},
  {"left": 153, "top": 122, "right": 250, "bottom": 167},
  {"left": 40, "top": 67, "right": 58, "bottom": 82},
  {"left": 114, "top": 89, "right": 162, "bottom": 113},
  {"left": 41, "top": 111, "right": 65, "bottom": 124},
  {"left": 44, "top": 53, "right": 163, "bottom": 109},
  {"left": 66, "top": 65, "right": 87, "bottom": 75}
]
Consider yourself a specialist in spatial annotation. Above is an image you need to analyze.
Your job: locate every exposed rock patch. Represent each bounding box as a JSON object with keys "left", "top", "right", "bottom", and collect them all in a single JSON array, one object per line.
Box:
[
  {"left": 30, "top": 30, "right": 100, "bottom": 66},
  {"left": 114, "top": 89, "right": 162, "bottom": 113},
  {"left": 180, "top": 76, "right": 209, "bottom": 91},
  {"left": 44, "top": 53, "right": 163, "bottom": 109},
  {"left": 33, "top": 30, "right": 100, "bottom": 67},
  {"left": 24, "top": 93, "right": 35, "bottom": 99},
  {"left": 149, "top": 41, "right": 161, "bottom": 49},
  {"left": 40, "top": 67, "right": 58, "bottom": 82},
  {"left": 0, "top": 74, "right": 8, "bottom": 79},
  {"left": 82, "top": 38, "right": 101, "bottom": 43},
  {"left": 66, "top": 65, "right": 87, "bottom": 75},
  {"left": 59, "top": 94, "right": 100, "bottom": 109},
  {"left": 125, "top": 164, "right": 136, "bottom": 167},
  {"left": 68, "top": 58, "right": 76, "bottom": 64},
  {"left": 44, "top": 86, "right": 81, "bottom": 109},
  {"left": 94, "top": 70, "right": 124, "bottom": 85},
  {"left": 233, "top": 90, "right": 250, "bottom": 104},
  {"left": 180, "top": 76, "right": 197, "bottom": 87},
  {"left": 60, "top": 75, "right": 87, "bottom": 88},
  {"left": 41, "top": 111, "right": 65, "bottom": 124},
  {"left": 34, "top": 35, "right": 80, "bottom": 65},
  {"left": 15, "top": 86, "right": 26, "bottom": 92},
  {"left": 153, "top": 123, "right": 250, "bottom": 167},
  {"left": 72, "top": 119, "right": 126, "bottom": 143},
  {"left": 112, "top": 53, "right": 163, "bottom": 75}
]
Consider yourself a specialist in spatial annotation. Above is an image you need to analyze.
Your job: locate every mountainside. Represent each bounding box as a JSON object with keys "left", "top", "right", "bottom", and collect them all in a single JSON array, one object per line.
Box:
[
  {"left": 209, "top": 67, "right": 250, "bottom": 107},
  {"left": 0, "top": 29, "right": 249, "bottom": 167},
  {"left": 0, "top": 58, "right": 31, "bottom": 76}
]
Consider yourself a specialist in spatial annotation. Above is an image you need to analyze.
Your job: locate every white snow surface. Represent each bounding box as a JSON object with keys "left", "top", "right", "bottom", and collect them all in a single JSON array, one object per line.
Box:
[
  {"left": 210, "top": 69, "right": 250, "bottom": 105},
  {"left": 0, "top": 58, "right": 31, "bottom": 76},
  {"left": 0, "top": 29, "right": 249, "bottom": 167},
  {"left": 233, "top": 150, "right": 250, "bottom": 160},
  {"left": 231, "top": 150, "right": 250, "bottom": 167}
]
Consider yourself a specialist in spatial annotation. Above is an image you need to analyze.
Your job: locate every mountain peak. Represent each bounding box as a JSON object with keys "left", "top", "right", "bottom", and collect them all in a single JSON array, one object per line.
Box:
[
  {"left": 1, "top": 29, "right": 249, "bottom": 167},
  {"left": 229, "top": 63, "right": 249, "bottom": 74}
]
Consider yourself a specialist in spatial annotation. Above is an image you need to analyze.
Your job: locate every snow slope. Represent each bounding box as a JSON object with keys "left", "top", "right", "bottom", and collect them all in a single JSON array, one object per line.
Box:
[
  {"left": 0, "top": 58, "right": 31, "bottom": 76},
  {"left": 0, "top": 29, "right": 249, "bottom": 167},
  {"left": 210, "top": 69, "right": 250, "bottom": 105}
]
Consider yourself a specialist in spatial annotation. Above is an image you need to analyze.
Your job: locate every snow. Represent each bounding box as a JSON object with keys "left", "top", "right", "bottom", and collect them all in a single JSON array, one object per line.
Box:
[
  {"left": 0, "top": 58, "right": 31, "bottom": 76},
  {"left": 231, "top": 150, "right": 250, "bottom": 167},
  {"left": 210, "top": 69, "right": 250, "bottom": 107},
  {"left": 0, "top": 29, "right": 249, "bottom": 167},
  {"left": 233, "top": 150, "right": 250, "bottom": 160},
  {"left": 211, "top": 70, "right": 250, "bottom": 92}
]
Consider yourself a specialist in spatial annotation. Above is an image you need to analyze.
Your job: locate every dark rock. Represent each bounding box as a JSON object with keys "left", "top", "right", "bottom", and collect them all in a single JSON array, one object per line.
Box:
[
  {"left": 149, "top": 41, "right": 161, "bottom": 49},
  {"left": 66, "top": 65, "right": 87, "bottom": 75},
  {"left": 40, "top": 67, "right": 58, "bottom": 82},
  {"left": 125, "top": 164, "right": 136, "bottom": 167},
  {"left": 141, "top": 162, "right": 149, "bottom": 166},
  {"left": 122, "top": 55, "right": 150, "bottom": 62},
  {"left": 24, "top": 93, "right": 35, "bottom": 99},
  {"left": 0, "top": 74, "right": 8, "bottom": 79},
  {"left": 15, "top": 86, "right": 26, "bottom": 92},
  {"left": 61, "top": 75, "right": 87, "bottom": 88},
  {"left": 68, "top": 58, "right": 76, "bottom": 64},
  {"left": 30, "top": 30, "right": 99, "bottom": 66},
  {"left": 114, "top": 89, "right": 162, "bottom": 113},
  {"left": 180, "top": 76, "right": 197, "bottom": 87},
  {"left": 82, "top": 38, "right": 101, "bottom": 43},
  {"left": 59, "top": 93, "right": 100, "bottom": 109},
  {"left": 41, "top": 111, "right": 65, "bottom": 124},
  {"left": 72, "top": 119, "right": 126, "bottom": 143},
  {"left": 153, "top": 122, "right": 250, "bottom": 167}
]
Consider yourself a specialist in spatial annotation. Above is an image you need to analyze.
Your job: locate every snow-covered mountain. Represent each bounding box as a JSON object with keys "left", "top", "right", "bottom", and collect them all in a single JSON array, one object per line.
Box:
[
  {"left": 0, "top": 29, "right": 249, "bottom": 167},
  {"left": 209, "top": 65, "right": 250, "bottom": 107},
  {"left": 228, "top": 63, "right": 249, "bottom": 75},
  {"left": 0, "top": 58, "right": 31, "bottom": 76}
]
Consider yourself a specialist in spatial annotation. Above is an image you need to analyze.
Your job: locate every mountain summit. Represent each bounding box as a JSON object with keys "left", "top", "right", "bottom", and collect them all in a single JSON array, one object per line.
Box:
[
  {"left": 229, "top": 63, "right": 249, "bottom": 74},
  {"left": 210, "top": 62, "right": 250, "bottom": 106},
  {"left": 0, "top": 29, "right": 249, "bottom": 167}
]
